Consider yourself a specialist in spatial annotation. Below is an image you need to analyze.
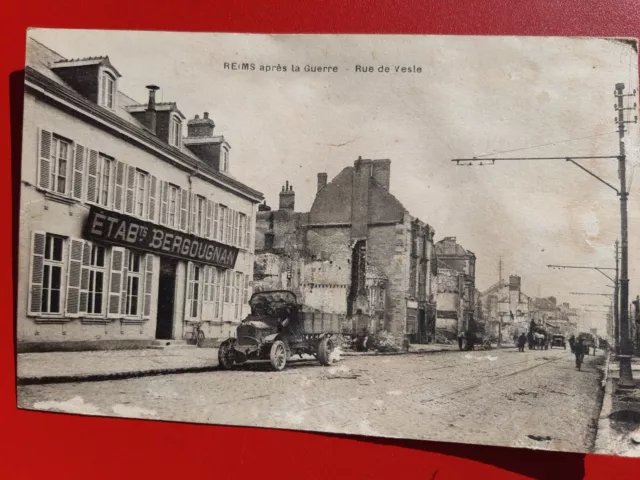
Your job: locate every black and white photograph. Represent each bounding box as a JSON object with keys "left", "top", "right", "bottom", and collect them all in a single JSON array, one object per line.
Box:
[{"left": 16, "top": 29, "right": 640, "bottom": 457}]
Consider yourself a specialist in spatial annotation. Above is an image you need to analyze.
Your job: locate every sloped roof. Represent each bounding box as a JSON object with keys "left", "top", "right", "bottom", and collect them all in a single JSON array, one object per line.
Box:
[
  {"left": 51, "top": 56, "right": 122, "bottom": 77},
  {"left": 24, "top": 37, "right": 263, "bottom": 201}
]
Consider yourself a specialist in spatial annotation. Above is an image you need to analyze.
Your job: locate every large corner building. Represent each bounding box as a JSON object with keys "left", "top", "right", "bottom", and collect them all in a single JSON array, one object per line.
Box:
[{"left": 19, "top": 39, "right": 263, "bottom": 350}]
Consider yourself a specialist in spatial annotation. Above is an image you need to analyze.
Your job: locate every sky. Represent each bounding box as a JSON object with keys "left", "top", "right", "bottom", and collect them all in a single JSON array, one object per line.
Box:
[{"left": 27, "top": 30, "right": 640, "bottom": 334}]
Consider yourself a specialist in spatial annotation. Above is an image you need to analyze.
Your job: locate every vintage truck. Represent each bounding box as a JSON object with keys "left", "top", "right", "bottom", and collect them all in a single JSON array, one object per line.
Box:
[{"left": 218, "top": 290, "right": 342, "bottom": 371}]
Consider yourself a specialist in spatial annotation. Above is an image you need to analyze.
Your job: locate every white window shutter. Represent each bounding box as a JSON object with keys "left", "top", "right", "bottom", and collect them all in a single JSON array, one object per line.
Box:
[
  {"left": 190, "top": 193, "right": 197, "bottom": 234},
  {"left": 86, "top": 149, "right": 98, "bottom": 204},
  {"left": 65, "top": 239, "right": 84, "bottom": 316},
  {"left": 108, "top": 247, "right": 125, "bottom": 317},
  {"left": 213, "top": 203, "right": 219, "bottom": 241},
  {"left": 184, "top": 261, "right": 194, "bottom": 321},
  {"left": 113, "top": 161, "right": 126, "bottom": 212},
  {"left": 125, "top": 165, "right": 135, "bottom": 215},
  {"left": 36, "top": 129, "right": 52, "bottom": 190},
  {"left": 147, "top": 175, "right": 157, "bottom": 222},
  {"left": 159, "top": 181, "right": 168, "bottom": 226},
  {"left": 202, "top": 265, "right": 212, "bottom": 321},
  {"left": 71, "top": 144, "right": 86, "bottom": 201},
  {"left": 179, "top": 189, "right": 188, "bottom": 232},
  {"left": 79, "top": 241, "right": 91, "bottom": 314},
  {"left": 120, "top": 249, "right": 130, "bottom": 316},
  {"left": 205, "top": 200, "right": 213, "bottom": 239},
  {"left": 142, "top": 254, "right": 153, "bottom": 319},
  {"left": 27, "top": 231, "right": 46, "bottom": 315}
]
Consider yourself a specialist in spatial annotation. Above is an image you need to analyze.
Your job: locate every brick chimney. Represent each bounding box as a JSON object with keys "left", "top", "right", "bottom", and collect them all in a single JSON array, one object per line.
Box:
[
  {"left": 317, "top": 172, "right": 328, "bottom": 193},
  {"left": 187, "top": 111, "right": 215, "bottom": 138},
  {"left": 279, "top": 181, "right": 295, "bottom": 211},
  {"left": 372, "top": 159, "right": 391, "bottom": 191},
  {"left": 183, "top": 112, "right": 230, "bottom": 172},
  {"left": 144, "top": 85, "right": 159, "bottom": 134},
  {"left": 351, "top": 156, "right": 373, "bottom": 240},
  {"left": 509, "top": 275, "right": 521, "bottom": 292},
  {"left": 258, "top": 200, "right": 271, "bottom": 212}
]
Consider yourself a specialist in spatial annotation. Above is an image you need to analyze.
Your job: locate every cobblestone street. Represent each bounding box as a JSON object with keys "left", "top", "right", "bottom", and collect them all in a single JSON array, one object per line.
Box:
[{"left": 18, "top": 347, "right": 605, "bottom": 453}]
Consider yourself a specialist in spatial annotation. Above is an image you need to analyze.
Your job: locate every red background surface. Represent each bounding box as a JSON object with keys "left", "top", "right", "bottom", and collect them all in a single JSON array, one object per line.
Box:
[{"left": 3, "top": 1, "right": 640, "bottom": 478}]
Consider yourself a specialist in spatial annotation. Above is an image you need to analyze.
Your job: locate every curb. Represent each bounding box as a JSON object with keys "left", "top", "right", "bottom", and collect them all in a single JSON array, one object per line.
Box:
[
  {"left": 594, "top": 351, "right": 614, "bottom": 454},
  {"left": 340, "top": 346, "right": 516, "bottom": 357},
  {"left": 17, "top": 365, "right": 220, "bottom": 386}
]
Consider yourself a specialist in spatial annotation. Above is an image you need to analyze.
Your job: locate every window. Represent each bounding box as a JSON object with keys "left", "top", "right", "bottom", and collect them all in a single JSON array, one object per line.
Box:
[
  {"left": 212, "top": 203, "right": 219, "bottom": 241},
  {"left": 221, "top": 147, "right": 229, "bottom": 172},
  {"left": 196, "top": 196, "right": 205, "bottom": 236},
  {"left": 234, "top": 212, "right": 241, "bottom": 246},
  {"left": 99, "top": 71, "right": 116, "bottom": 109},
  {"left": 41, "top": 234, "right": 65, "bottom": 314},
  {"left": 95, "top": 154, "right": 113, "bottom": 206},
  {"left": 243, "top": 274, "right": 250, "bottom": 304},
  {"left": 214, "top": 268, "right": 223, "bottom": 318},
  {"left": 189, "top": 265, "right": 201, "bottom": 318},
  {"left": 134, "top": 170, "right": 148, "bottom": 218},
  {"left": 227, "top": 210, "right": 234, "bottom": 246},
  {"left": 170, "top": 116, "right": 182, "bottom": 147},
  {"left": 244, "top": 215, "right": 251, "bottom": 249},
  {"left": 87, "top": 244, "right": 106, "bottom": 315},
  {"left": 51, "top": 136, "right": 70, "bottom": 194},
  {"left": 234, "top": 272, "right": 242, "bottom": 318},
  {"left": 167, "top": 184, "right": 179, "bottom": 228},
  {"left": 224, "top": 270, "right": 232, "bottom": 303},
  {"left": 219, "top": 205, "right": 228, "bottom": 243},
  {"left": 125, "top": 252, "right": 142, "bottom": 316}
]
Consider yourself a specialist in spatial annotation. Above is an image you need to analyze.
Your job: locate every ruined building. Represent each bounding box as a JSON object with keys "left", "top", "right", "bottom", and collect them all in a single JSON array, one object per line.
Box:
[
  {"left": 434, "top": 237, "right": 478, "bottom": 341},
  {"left": 254, "top": 157, "right": 438, "bottom": 345}
]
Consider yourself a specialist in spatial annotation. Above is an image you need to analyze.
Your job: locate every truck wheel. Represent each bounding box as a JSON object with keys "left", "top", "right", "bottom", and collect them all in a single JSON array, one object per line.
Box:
[
  {"left": 269, "top": 341, "right": 287, "bottom": 371},
  {"left": 218, "top": 341, "right": 235, "bottom": 370},
  {"left": 317, "top": 337, "right": 335, "bottom": 366}
]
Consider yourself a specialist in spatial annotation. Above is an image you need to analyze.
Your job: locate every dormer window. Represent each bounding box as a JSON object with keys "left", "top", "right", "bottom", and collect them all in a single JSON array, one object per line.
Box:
[
  {"left": 99, "top": 70, "right": 116, "bottom": 109},
  {"left": 221, "top": 147, "right": 229, "bottom": 172},
  {"left": 170, "top": 115, "right": 182, "bottom": 148}
]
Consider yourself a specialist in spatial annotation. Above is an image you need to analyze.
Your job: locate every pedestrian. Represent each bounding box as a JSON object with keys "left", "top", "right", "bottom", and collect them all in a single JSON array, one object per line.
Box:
[
  {"left": 527, "top": 330, "right": 534, "bottom": 350},
  {"left": 518, "top": 333, "right": 527, "bottom": 352},
  {"left": 574, "top": 338, "right": 585, "bottom": 370},
  {"left": 569, "top": 335, "right": 576, "bottom": 353}
]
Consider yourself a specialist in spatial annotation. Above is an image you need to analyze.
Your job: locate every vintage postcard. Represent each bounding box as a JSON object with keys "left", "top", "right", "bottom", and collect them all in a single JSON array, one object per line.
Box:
[{"left": 16, "top": 29, "right": 640, "bottom": 456}]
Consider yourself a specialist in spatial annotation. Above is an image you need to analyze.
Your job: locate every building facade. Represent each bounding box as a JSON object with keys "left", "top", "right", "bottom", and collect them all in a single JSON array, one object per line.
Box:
[
  {"left": 253, "top": 158, "right": 438, "bottom": 345},
  {"left": 434, "top": 237, "right": 478, "bottom": 341},
  {"left": 479, "top": 275, "right": 532, "bottom": 342},
  {"left": 19, "top": 39, "right": 263, "bottom": 350}
]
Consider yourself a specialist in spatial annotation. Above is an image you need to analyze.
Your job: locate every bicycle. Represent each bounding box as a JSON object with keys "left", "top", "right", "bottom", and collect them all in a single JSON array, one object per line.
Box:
[{"left": 185, "top": 321, "right": 205, "bottom": 348}]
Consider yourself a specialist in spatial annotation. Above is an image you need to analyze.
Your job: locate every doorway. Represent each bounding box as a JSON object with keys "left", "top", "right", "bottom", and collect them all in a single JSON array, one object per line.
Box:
[
  {"left": 418, "top": 309, "right": 427, "bottom": 344},
  {"left": 155, "top": 257, "right": 177, "bottom": 340}
]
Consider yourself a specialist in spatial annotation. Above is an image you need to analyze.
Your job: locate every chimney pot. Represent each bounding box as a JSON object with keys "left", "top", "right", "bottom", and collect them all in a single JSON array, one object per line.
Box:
[
  {"left": 195, "top": 114, "right": 200, "bottom": 119},
  {"left": 204, "top": 112, "right": 209, "bottom": 119}
]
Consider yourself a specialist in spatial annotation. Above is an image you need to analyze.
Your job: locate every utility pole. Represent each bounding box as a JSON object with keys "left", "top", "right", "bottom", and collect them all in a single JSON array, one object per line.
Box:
[
  {"left": 614, "top": 240, "right": 620, "bottom": 353},
  {"left": 452, "top": 83, "right": 637, "bottom": 387},
  {"left": 615, "top": 83, "right": 636, "bottom": 388},
  {"left": 498, "top": 257, "right": 503, "bottom": 348}
]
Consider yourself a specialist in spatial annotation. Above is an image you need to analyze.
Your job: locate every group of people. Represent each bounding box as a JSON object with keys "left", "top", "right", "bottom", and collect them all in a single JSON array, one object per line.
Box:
[
  {"left": 515, "top": 331, "right": 546, "bottom": 351},
  {"left": 516, "top": 332, "right": 587, "bottom": 369}
]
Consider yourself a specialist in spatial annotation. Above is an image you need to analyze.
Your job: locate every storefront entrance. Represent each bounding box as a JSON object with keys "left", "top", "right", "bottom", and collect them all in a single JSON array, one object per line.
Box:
[{"left": 156, "top": 257, "right": 177, "bottom": 339}]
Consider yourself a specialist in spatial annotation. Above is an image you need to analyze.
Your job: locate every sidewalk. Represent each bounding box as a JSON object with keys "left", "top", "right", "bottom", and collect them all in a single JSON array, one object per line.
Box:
[
  {"left": 17, "top": 347, "right": 219, "bottom": 385},
  {"left": 594, "top": 352, "right": 640, "bottom": 457},
  {"left": 17, "top": 342, "right": 508, "bottom": 386}
]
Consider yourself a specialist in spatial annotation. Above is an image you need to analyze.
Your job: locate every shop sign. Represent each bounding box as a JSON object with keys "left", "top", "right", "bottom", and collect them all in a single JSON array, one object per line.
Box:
[{"left": 84, "top": 206, "right": 239, "bottom": 269}]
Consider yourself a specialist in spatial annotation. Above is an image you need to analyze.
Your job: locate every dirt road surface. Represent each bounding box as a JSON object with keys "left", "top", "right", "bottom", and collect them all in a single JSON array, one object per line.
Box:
[{"left": 17, "top": 347, "right": 605, "bottom": 453}]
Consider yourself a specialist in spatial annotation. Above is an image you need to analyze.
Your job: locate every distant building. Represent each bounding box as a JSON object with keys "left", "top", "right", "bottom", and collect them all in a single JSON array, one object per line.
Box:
[
  {"left": 254, "top": 157, "right": 438, "bottom": 345},
  {"left": 434, "top": 237, "right": 478, "bottom": 340},
  {"left": 19, "top": 39, "right": 263, "bottom": 351},
  {"left": 479, "top": 275, "right": 532, "bottom": 342}
]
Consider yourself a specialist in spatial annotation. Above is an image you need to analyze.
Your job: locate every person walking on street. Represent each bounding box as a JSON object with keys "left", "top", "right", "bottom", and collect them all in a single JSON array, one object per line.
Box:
[
  {"left": 569, "top": 335, "right": 576, "bottom": 354},
  {"left": 517, "top": 333, "right": 527, "bottom": 352},
  {"left": 574, "top": 338, "right": 585, "bottom": 370}
]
